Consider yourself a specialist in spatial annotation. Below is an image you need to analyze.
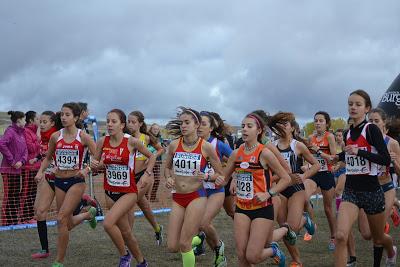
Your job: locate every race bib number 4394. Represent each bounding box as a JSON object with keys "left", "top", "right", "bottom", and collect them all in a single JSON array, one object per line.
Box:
[
  {"left": 56, "top": 149, "right": 79, "bottom": 170},
  {"left": 106, "top": 164, "right": 130, "bottom": 187},
  {"left": 173, "top": 152, "right": 201, "bottom": 176},
  {"left": 236, "top": 170, "right": 254, "bottom": 200}
]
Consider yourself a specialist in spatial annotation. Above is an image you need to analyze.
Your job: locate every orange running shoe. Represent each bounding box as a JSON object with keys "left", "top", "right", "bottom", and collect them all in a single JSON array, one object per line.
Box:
[
  {"left": 391, "top": 207, "right": 400, "bottom": 227},
  {"left": 290, "top": 261, "right": 303, "bottom": 267},
  {"left": 304, "top": 232, "right": 313, "bottom": 241},
  {"left": 384, "top": 222, "right": 390, "bottom": 234}
]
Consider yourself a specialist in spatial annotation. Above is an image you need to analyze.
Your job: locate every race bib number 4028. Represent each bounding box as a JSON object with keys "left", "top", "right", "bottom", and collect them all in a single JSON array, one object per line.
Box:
[
  {"left": 236, "top": 170, "right": 254, "bottom": 200},
  {"left": 56, "top": 149, "right": 79, "bottom": 170}
]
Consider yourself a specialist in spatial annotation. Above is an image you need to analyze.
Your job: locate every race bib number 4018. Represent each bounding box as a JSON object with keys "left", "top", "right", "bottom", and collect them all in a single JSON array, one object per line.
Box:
[{"left": 345, "top": 147, "right": 370, "bottom": 175}]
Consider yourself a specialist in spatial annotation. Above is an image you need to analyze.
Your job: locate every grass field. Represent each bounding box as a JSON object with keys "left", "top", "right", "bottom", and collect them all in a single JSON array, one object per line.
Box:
[{"left": 1, "top": 193, "right": 400, "bottom": 267}]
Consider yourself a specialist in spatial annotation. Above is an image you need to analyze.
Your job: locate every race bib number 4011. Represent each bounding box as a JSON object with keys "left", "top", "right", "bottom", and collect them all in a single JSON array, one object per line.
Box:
[
  {"left": 56, "top": 149, "right": 79, "bottom": 170},
  {"left": 173, "top": 152, "right": 201, "bottom": 176},
  {"left": 236, "top": 170, "right": 254, "bottom": 200},
  {"left": 106, "top": 164, "right": 130, "bottom": 187}
]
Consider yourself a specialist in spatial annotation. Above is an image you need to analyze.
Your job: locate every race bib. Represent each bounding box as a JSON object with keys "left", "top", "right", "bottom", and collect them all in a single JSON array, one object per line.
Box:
[
  {"left": 236, "top": 170, "right": 254, "bottom": 200},
  {"left": 203, "top": 161, "right": 216, "bottom": 189},
  {"left": 106, "top": 164, "right": 130, "bottom": 187},
  {"left": 45, "top": 161, "right": 56, "bottom": 175},
  {"left": 345, "top": 147, "right": 370, "bottom": 175},
  {"left": 56, "top": 149, "right": 79, "bottom": 170},
  {"left": 173, "top": 152, "right": 201, "bottom": 176},
  {"left": 316, "top": 155, "right": 328, "bottom": 172}
]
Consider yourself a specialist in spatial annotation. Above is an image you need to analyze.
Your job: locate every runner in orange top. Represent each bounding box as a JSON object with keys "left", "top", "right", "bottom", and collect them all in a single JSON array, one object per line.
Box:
[
  {"left": 304, "top": 111, "right": 337, "bottom": 250},
  {"left": 164, "top": 107, "right": 224, "bottom": 267},
  {"left": 223, "top": 110, "right": 291, "bottom": 267}
]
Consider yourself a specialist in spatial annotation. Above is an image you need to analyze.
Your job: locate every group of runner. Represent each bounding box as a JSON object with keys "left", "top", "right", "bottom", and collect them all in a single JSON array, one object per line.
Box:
[{"left": 30, "top": 89, "right": 399, "bottom": 267}]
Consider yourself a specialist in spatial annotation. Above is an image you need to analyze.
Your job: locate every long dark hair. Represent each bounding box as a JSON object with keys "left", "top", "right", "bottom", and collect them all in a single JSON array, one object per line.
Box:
[
  {"left": 41, "top": 110, "right": 61, "bottom": 130},
  {"left": 129, "top": 111, "right": 147, "bottom": 134},
  {"left": 25, "top": 111, "right": 37, "bottom": 124},
  {"left": 200, "top": 111, "right": 225, "bottom": 141},
  {"left": 8, "top": 110, "right": 24, "bottom": 123},
  {"left": 245, "top": 110, "right": 272, "bottom": 143},
  {"left": 108, "top": 109, "right": 129, "bottom": 134},
  {"left": 62, "top": 102, "right": 82, "bottom": 128},
  {"left": 350, "top": 89, "right": 372, "bottom": 109},
  {"left": 166, "top": 107, "right": 201, "bottom": 137},
  {"left": 314, "top": 111, "right": 331, "bottom": 130}
]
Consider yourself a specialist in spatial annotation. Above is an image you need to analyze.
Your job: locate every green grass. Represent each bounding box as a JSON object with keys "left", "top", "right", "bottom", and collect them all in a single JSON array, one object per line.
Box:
[{"left": 0, "top": 197, "right": 399, "bottom": 267}]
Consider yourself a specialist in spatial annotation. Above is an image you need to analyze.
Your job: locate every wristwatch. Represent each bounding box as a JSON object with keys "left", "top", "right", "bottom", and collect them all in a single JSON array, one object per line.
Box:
[
  {"left": 145, "top": 170, "right": 153, "bottom": 176},
  {"left": 268, "top": 189, "right": 278, "bottom": 197}
]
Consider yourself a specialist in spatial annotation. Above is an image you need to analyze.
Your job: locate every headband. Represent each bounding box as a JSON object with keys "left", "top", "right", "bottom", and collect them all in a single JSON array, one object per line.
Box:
[{"left": 247, "top": 114, "right": 261, "bottom": 128}]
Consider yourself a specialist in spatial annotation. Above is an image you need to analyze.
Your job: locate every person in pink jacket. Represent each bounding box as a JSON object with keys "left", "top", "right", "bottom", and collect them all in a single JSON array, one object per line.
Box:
[
  {"left": 20, "top": 111, "right": 41, "bottom": 223},
  {"left": 0, "top": 111, "right": 28, "bottom": 226}
]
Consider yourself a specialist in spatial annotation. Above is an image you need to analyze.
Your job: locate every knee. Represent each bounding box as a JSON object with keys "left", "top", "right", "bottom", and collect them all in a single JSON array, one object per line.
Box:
[
  {"left": 246, "top": 250, "right": 262, "bottom": 265},
  {"left": 56, "top": 213, "right": 69, "bottom": 228},
  {"left": 167, "top": 242, "right": 179, "bottom": 253},
  {"left": 102, "top": 218, "right": 114, "bottom": 232},
  {"left": 361, "top": 233, "right": 372, "bottom": 241},
  {"left": 335, "top": 230, "right": 348, "bottom": 244},
  {"left": 35, "top": 208, "right": 48, "bottom": 220},
  {"left": 179, "top": 240, "right": 191, "bottom": 253}
]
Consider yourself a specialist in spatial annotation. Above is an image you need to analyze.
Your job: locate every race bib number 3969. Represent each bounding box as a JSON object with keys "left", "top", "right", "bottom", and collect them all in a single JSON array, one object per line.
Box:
[
  {"left": 236, "top": 171, "right": 254, "bottom": 200},
  {"left": 106, "top": 164, "right": 130, "bottom": 187}
]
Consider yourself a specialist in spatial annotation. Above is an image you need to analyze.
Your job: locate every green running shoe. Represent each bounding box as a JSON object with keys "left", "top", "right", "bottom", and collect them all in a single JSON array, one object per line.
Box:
[
  {"left": 88, "top": 206, "right": 97, "bottom": 229},
  {"left": 214, "top": 240, "right": 227, "bottom": 267}
]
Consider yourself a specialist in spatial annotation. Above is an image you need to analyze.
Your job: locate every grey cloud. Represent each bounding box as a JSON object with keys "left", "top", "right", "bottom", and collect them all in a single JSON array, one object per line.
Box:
[{"left": 1, "top": 0, "right": 399, "bottom": 125}]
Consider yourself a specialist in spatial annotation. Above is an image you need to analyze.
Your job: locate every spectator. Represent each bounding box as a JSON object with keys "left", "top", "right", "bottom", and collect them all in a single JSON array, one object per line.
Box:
[
  {"left": 0, "top": 111, "right": 27, "bottom": 226},
  {"left": 223, "top": 123, "right": 235, "bottom": 150},
  {"left": 20, "top": 111, "right": 41, "bottom": 223},
  {"left": 148, "top": 123, "right": 163, "bottom": 202}
]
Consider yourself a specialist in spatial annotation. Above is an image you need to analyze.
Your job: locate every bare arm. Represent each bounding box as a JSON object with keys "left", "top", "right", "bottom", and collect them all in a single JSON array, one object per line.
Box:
[
  {"left": 260, "top": 148, "right": 291, "bottom": 194},
  {"left": 35, "top": 132, "right": 59, "bottom": 182},
  {"left": 298, "top": 142, "right": 320, "bottom": 180},
  {"left": 390, "top": 139, "right": 400, "bottom": 176}
]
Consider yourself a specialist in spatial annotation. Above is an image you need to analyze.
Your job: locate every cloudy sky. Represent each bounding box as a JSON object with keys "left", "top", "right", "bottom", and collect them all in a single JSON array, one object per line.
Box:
[{"left": 0, "top": 0, "right": 399, "bottom": 125}]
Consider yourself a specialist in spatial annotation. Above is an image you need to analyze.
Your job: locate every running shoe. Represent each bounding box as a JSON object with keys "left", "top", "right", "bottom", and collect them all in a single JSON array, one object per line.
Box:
[
  {"left": 82, "top": 194, "right": 98, "bottom": 208},
  {"left": 270, "top": 242, "right": 285, "bottom": 267},
  {"left": 118, "top": 251, "right": 132, "bottom": 267},
  {"left": 88, "top": 206, "right": 97, "bottom": 229},
  {"left": 155, "top": 224, "right": 164, "bottom": 246},
  {"left": 328, "top": 238, "right": 336, "bottom": 251},
  {"left": 136, "top": 259, "right": 148, "bottom": 267},
  {"left": 385, "top": 246, "right": 397, "bottom": 267},
  {"left": 51, "top": 262, "right": 64, "bottom": 267},
  {"left": 391, "top": 207, "right": 400, "bottom": 227},
  {"left": 31, "top": 250, "right": 50, "bottom": 259},
  {"left": 303, "top": 232, "right": 313, "bottom": 241},
  {"left": 303, "top": 212, "right": 315, "bottom": 235},
  {"left": 282, "top": 223, "right": 297, "bottom": 246},
  {"left": 384, "top": 222, "right": 390, "bottom": 234},
  {"left": 193, "top": 231, "right": 206, "bottom": 256},
  {"left": 214, "top": 240, "right": 227, "bottom": 267},
  {"left": 346, "top": 259, "right": 356, "bottom": 267},
  {"left": 289, "top": 261, "right": 303, "bottom": 267}
]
